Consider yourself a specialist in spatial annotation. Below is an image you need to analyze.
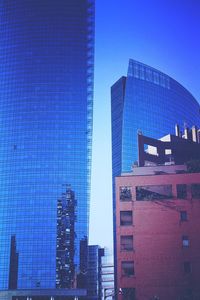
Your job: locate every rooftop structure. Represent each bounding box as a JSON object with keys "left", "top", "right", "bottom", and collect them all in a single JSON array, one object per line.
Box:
[
  {"left": 138, "top": 125, "right": 200, "bottom": 167},
  {"left": 87, "top": 246, "right": 105, "bottom": 300}
]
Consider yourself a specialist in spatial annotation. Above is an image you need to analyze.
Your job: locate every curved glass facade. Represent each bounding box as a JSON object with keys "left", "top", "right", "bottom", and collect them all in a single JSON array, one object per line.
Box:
[
  {"left": 0, "top": 0, "right": 94, "bottom": 290},
  {"left": 112, "top": 59, "right": 200, "bottom": 178}
]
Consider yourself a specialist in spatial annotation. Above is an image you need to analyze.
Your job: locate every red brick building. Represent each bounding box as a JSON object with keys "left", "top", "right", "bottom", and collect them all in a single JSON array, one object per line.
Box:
[{"left": 115, "top": 165, "right": 200, "bottom": 300}]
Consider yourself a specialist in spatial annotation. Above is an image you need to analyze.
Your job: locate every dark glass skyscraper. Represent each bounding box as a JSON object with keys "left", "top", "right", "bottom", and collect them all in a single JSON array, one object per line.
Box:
[
  {"left": 0, "top": 0, "right": 94, "bottom": 297},
  {"left": 111, "top": 59, "right": 200, "bottom": 294}
]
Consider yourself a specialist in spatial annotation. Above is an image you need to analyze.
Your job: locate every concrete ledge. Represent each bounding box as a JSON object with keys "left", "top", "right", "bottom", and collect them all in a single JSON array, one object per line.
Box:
[{"left": 0, "top": 289, "right": 87, "bottom": 300}]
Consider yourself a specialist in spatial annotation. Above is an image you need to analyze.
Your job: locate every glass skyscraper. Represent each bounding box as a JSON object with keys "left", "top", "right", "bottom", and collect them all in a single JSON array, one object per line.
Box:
[
  {"left": 112, "top": 59, "right": 200, "bottom": 179},
  {"left": 0, "top": 0, "right": 94, "bottom": 298},
  {"left": 111, "top": 59, "right": 200, "bottom": 293}
]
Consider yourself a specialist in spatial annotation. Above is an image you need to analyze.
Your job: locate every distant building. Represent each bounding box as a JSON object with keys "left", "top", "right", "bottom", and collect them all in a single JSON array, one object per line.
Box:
[
  {"left": 77, "top": 237, "right": 88, "bottom": 290},
  {"left": 8, "top": 236, "right": 19, "bottom": 290},
  {"left": 101, "top": 248, "right": 114, "bottom": 300},
  {"left": 56, "top": 187, "right": 76, "bottom": 289},
  {"left": 115, "top": 128, "right": 200, "bottom": 300},
  {"left": 87, "top": 246, "right": 104, "bottom": 300}
]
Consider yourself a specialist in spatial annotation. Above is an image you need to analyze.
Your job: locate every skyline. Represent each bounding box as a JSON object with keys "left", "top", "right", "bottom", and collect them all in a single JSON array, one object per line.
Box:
[
  {"left": 0, "top": 0, "right": 199, "bottom": 292},
  {"left": 90, "top": 0, "right": 200, "bottom": 249}
]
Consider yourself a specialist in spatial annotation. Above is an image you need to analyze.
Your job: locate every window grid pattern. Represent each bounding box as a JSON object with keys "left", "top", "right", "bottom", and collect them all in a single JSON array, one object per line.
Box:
[
  {"left": 0, "top": 0, "right": 94, "bottom": 289},
  {"left": 121, "top": 59, "right": 200, "bottom": 173}
]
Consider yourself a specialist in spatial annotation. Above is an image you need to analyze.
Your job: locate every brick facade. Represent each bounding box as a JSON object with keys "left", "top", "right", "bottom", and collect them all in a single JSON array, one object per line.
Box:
[{"left": 115, "top": 171, "right": 200, "bottom": 300}]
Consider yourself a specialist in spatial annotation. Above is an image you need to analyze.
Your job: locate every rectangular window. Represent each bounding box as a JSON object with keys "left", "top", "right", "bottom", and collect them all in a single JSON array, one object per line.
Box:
[
  {"left": 146, "top": 69, "right": 153, "bottom": 81},
  {"left": 165, "top": 148, "right": 172, "bottom": 155},
  {"left": 182, "top": 236, "right": 189, "bottom": 247},
  {"left": 191, "top": 184, "right": 200, "bottom": 199},
  {"left": 134, "top": 65, "right": 139, "bottom": 78},
  {"left": 180, "top": 211, "right": 187, "bottom": 221},
  {"left": 122, "top": 288, "right": 136, "bottom": 300},
  {"left": 122, "top": 261, "right": 134, "bottom": 277},
  {"left": 177, "top": 184, "right": 187, "bottom": 199},
  {"left": 120, "top": 211, "right": 133, "bottom": 226},
  {"left": 153, "top": 71, "right": 159, "bottom": 84},
  {"left": 120, "top": 186, "right": 132, "bottom": 201},
  {"left": 184, "top": 262, "right": 191, "bottom": 273},
  {"left": 120, "top": 236, "right": 133, "bottom": 251},
  {"left": 146, "top": 145, "right": 158, "bottom": 156},
  {"left": 139, "top": 66, "right": 145, "bottom": 79},
  {"left": 160, "top": 75, "right": 166, "bottom": 87},
  {"left": 184, "top": 289, "right": 193, "bottom": 300},
  {"left": 136, "top": 185, "right": 172, "bottom": 201}
]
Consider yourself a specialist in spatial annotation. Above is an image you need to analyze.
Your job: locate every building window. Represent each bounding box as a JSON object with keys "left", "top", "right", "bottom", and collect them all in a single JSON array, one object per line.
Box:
[
  {"left": 139, "top": 66, "right": 145, "bottom": 79},
  {"left": 165, "top": 148, "right": 172, "bottom": 155},
  {"left": 180, "top": 211, "right": 187, "bottom": 221},
  {"left": 136, "top": 185, "right": 172, "bottom": 201},
  {"left": 153, "top": 71, "right": 159, "bottom": 84},
  {"left": 183, "top": 289, "right": 193, "bottom": 300},
  {"left": 146, "top": 69, "right": 153, "bottom": 81},
  {"left": 120, "top": 211, "right": 133, "bottom": 226},
  {"left": 177, "top": 184, "right": 187, "bottom": 199},
  {"left": 121, "top": 261, "right": 134, "bottom": 277},
  {"left": 134, "top": 64, "right": 139, "bottom": 78},
  {"left": 122, "top": 288, "right": 136, "bottom": 300},
  {"left": 191, "top": 184, "right": 200, "bottom": 199},
  {"left": 120, "top": 236, "right": 133, "bottom": 251},
  {"left": 120, "top": 186, "right": 132, "bottom": 201},
  {"left": 182, "top": 236, "right": 189, "bottom": 247},
  {"left": 184, "top": 262, "right": 191, "bottom": 273}
]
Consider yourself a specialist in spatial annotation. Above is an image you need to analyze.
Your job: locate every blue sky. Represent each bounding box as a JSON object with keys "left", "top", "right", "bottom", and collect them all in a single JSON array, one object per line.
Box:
[{"left": 89, "top": 0, "right": 200, "bottom": 249}]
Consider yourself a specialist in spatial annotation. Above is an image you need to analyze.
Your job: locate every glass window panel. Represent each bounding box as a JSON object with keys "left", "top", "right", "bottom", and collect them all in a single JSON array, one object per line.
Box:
[
  {"left": 122, "top": 288, "right": 136, "bottom": 300},
  {"left": 180, "top": 211, "right": 187, "bottom": 221},
  {"left": 120, "top": 236, "right": 133, "bottom": 251},
  {"left": 136, "top": 185, "right": 172, "bottom": 200},
  {"left": 122, "top": 261, "right": 134, "bottom": 277},
  {"left": 177, "top": 184, "right": 187, "bottom": 199},
  {"left": 184, "top": 262, "right": 191, "bottom": 273},
  {"left": 182, "top": 236, "right": 189, "bottom": 247},
  {"left": 120, "top": 186, "right": 132, "bottom": 201},
  {"left": 120, "top": 211, "right": 133, "bottom": 226},
  {"left": 191, "top": 184, "right": 200, "bottom": 199}
]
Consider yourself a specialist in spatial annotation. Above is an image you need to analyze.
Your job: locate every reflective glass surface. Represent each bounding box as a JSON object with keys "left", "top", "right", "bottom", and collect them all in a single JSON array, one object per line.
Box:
[
  {"left": 0, "top": 0, "right": 94, "bottom": 289},
  {"left": 122, "top": 59, "right": 200, "bottom": 172},
  {"left": 112, "top": 59, "right": 200, "bottom": 180}
]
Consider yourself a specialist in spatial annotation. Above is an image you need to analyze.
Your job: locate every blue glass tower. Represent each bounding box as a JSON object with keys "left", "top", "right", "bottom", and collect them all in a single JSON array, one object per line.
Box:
[
  {"left": 0, "top": 0, "right": 94, "bottom": 296},
  {"left": 112, "top": 59, "right": 200, "bottom": 179},
  {"left": 111, "top": 59, "right": 200, "bottom": 293}
]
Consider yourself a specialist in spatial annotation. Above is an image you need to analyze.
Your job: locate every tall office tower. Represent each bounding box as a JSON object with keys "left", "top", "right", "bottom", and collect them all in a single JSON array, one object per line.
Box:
[
  {"left": 111, "top": 59, "right": 200, "bottom": 178},
  {"left": 87, "top": 245, "right": 104, "bottom": 300},
  {"left": 111, "top": 59, "right": 200, "bottom": 296},
  {"left": 0, "top": 1, "right": 94, "bottom": 299}
]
